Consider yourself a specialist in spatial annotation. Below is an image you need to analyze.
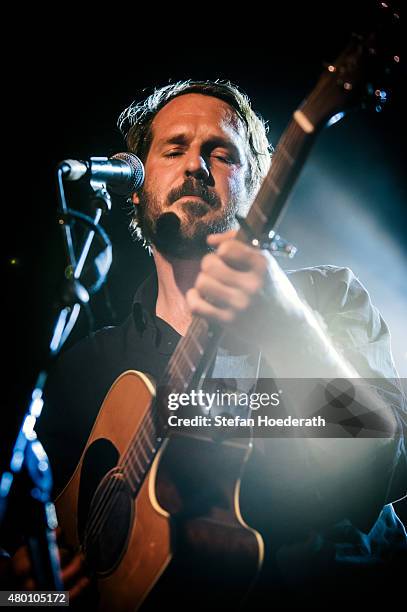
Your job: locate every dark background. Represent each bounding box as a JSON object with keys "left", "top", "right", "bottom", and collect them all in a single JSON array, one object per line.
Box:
[{"left": 1, "top": 4, "right": 406, "bottom": 517}]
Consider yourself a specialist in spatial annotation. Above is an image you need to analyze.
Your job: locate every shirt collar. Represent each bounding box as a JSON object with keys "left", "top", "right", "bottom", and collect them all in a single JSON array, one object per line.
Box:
[
  {"left": 132, "top": 272, "right": 158, "bottom": 332},
  {"left": 132, "top": 272, "right": 180, "bottom": 354}
]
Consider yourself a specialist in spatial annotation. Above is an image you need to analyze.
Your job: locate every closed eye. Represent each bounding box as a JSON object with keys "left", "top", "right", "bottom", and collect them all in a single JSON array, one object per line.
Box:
[
  {"left": 163, "top": 149, "right": 235, "bottom": 164},
  {"left": 164, "top": 150, "right": 184, "bottom": 158},
  {"left": 212, "top": 154, "right": 233, "bottom": 164}
]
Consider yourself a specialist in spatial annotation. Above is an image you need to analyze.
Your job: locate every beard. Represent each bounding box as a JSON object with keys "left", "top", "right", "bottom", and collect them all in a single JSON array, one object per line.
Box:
[{"left": 136, "top": 177, "right": 244, "bottom": 259}]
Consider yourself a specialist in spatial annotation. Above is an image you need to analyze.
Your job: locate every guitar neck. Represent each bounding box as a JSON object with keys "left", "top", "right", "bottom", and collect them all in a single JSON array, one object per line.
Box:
[{"left": 247, "top": 116, "right": 316, "bottom": 235}]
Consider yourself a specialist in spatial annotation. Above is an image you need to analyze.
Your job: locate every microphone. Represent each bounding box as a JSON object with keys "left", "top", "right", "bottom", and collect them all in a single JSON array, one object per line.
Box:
[{"left": 59, "top": 152, "right": 144, "bottom": 197}]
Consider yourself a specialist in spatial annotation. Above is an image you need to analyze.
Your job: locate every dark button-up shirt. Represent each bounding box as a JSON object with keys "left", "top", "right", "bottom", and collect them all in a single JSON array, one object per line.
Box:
[{"left": 37, "top": 265, "right": 407, "bottom": 602}]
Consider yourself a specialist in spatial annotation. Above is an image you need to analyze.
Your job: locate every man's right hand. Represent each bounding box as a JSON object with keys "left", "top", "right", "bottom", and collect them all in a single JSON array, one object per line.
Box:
[{"left": 10, "top": 529, "right": 91, "bottom": 601}]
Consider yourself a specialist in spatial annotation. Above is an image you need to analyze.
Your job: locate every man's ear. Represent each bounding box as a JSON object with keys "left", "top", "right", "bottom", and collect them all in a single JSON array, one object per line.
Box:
[{"left": 131, "top": 192, "right": 140, "bottom": 206}]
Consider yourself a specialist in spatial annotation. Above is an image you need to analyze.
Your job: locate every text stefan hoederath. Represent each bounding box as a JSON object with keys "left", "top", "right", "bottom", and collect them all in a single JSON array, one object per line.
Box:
[{"left": 165, "top": 390, "right": 326, "bottom": 429}]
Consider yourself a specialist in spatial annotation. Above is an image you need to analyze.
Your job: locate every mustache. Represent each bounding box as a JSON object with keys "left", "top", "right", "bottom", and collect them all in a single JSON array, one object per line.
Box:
[{"left": 167, "top": 178, "right": 221, "bottom": 208}]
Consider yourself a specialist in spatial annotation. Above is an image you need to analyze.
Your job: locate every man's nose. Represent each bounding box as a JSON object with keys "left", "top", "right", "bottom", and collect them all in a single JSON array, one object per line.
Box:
[{"left": 184, "top": 152, "right": 210, "bottom": 182}]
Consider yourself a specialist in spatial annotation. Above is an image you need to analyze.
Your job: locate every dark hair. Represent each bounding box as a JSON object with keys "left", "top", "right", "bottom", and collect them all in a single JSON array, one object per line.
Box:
[{"left": 117, "top": 80, "right": 273, "bottom": 241}]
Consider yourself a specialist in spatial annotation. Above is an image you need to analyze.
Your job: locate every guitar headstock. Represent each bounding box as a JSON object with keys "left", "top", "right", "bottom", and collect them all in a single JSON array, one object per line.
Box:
[{"left": 300, "top": 2, "right": 403, "bottom": 129}]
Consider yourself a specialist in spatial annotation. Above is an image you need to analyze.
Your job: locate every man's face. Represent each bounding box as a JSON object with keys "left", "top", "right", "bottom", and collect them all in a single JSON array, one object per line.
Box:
[{"left": 133, "top": 93, "right": 252, "bottom": 258}]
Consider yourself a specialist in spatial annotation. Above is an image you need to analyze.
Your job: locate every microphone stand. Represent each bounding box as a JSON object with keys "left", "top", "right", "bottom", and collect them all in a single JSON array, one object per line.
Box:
[{"left": 0, "top": 165, "right": 113, "bottom": 590}]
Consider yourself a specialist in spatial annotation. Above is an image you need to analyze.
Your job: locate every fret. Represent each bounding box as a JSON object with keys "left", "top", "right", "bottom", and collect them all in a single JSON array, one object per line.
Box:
[
  {"left": 183, "top": 350, "right": 197, "bottom": 373},
  {"left": 131, "top": 448, "right": 146, "bottom": 473},
  {"left": 250, "top": 203, "right": 268, "bottom": 223},
  {"left": 266, "top": 175, "right": 281, "bottom": 195},
  {"left": 141, "top": 422, "right": 156, "bottom": 453},
  {"left": 190, "top": 331, "right": 204, "bottom": 355},
  {"left": 168, "top": 358, "right": 188, "bottom": 388},
  {"left": 137, "top": 440, "right": 150, "bottom": 463},
  {"left": 277, "top": 143, "right": 294, "bottom": 165},
  {"left": 123, "top": 460, "right": 141, "bottom": 488}
]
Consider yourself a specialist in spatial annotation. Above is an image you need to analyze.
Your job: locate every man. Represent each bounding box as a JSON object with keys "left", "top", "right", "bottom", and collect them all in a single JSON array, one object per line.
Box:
[{"left": 5, "top": 80, "right": 407, "bottom": 607}]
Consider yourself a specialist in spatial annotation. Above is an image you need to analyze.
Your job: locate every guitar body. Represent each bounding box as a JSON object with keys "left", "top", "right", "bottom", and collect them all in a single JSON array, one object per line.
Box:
[{"left": 55, "top": 370, "right": 263, "bottom": 610}]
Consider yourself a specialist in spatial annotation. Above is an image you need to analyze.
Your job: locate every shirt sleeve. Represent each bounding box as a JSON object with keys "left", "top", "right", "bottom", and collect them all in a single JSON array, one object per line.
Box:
[
  {"left": 307, "top": 265, "right": 407, "bottom": 508},
  {"left": 243, "top": 266, "right": 406, "bottom": 539},
  {"left": 307, "top": 265, "right": 401, "bottom": 380}
]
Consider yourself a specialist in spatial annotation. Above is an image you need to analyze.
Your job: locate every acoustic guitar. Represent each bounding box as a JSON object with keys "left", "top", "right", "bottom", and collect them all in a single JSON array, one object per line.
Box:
[{"left": 55, "top": 7, "right": 401, "bottom": 609}]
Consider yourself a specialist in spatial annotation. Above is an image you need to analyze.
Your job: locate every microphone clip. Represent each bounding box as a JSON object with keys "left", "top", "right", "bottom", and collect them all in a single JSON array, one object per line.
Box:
[{"left": 88, "top": 157, "right": 113, "bottom": 213}]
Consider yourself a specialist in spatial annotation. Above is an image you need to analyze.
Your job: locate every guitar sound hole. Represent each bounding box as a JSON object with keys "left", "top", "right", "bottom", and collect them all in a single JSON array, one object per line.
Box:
[{"left": 83, "top": 470, "right": 134, "bottom": 576}]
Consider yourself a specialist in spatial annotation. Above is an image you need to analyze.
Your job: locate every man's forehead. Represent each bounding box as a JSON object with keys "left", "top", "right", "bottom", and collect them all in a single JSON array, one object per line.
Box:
[{"left": 151, "top": 93, "right": 245, "bottom": 140}]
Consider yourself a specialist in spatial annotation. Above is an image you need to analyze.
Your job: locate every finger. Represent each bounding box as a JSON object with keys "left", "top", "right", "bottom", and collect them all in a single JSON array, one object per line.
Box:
[
  {"left": 11, "top": 546, "right": 32, "bottom": 577},
  {"left": 186, "top": 288, "right": 236, "bottom": 324},
  {"left": 61, "top": 553, "right": 87, "bottom": 587},
  {"left": 59, "top": 547, "right": 73, "bottom": 567},
  {"left": 21, "top": 577, "right": 36, "bottom": 590},
  {"left": 69, "top": 575, "right": 92, "bottom": 601},
  {"left": 201, "top": 253, "right": 264, "bottom": 295},
  {"left": 207, "top": 230, "right": 238, "bottom": 245},
  {"left": 18, "top": 578, "right": 38, "bottom": 591},
  {"left": 216, "top": 240, "right": 268, "bottom": 274},
  {"left": 195, "top": 273, "right": 250, "bottom": 311}
]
